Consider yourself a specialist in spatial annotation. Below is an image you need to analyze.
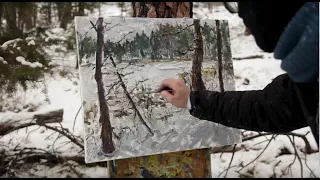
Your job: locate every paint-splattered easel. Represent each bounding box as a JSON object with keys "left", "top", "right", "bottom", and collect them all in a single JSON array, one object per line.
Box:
[{"left": 108, "top": 2, "right": 236, "bottom": 178}]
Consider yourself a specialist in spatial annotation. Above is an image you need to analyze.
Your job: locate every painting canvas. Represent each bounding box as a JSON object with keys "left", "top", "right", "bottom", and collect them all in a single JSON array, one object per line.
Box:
[{"left": 75, "top": 16, "right": 241, "bottom": 163}]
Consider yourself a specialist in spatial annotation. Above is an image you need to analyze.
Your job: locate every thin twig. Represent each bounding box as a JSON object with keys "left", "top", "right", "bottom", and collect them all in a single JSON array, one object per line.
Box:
[
  {"left": 237, "top": 134, "right": 276, "bottom": 173},
  {"left": 304, "top": 148, "right": 317, "bottom": 178},
  {"left": 89, "top": 20, "right": 98, "bottom": 32},
  {"left": 223, "top": 144, "right": 237, "bottom": 178},
  {"left": 25, "top": 125, "right": 42, "bottom": 139},
  {"left": 44, "top": 131, "right": 58, "bottom": 141},
  {"left": 105, "top": 23, "right": 121, "bottom": 32},
  {"left": 105, "top": 81, "right": 121, "bottom": 96},
  {"left": 242, "top": 132, "right": 312, "bottom": 154},
  {"left": 73, "top": 105, "right": 82, "bottom": 132},
  {"left": 272, "top": 160, "right": 282, "bottom": 178},
  {"left": 287, "top": 135, "right": 303, "bottom": 178}
]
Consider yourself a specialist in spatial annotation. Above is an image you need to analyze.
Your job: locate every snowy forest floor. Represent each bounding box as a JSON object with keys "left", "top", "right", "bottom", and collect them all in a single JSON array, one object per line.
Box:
[{"left": 0, "top": 2, "right": 319, "bottom": 178}]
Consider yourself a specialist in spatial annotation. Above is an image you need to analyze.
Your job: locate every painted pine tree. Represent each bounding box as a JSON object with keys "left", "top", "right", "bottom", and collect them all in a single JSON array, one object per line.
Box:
[{"left": 94, "top": 18, "right": 116, "bottom": 155}]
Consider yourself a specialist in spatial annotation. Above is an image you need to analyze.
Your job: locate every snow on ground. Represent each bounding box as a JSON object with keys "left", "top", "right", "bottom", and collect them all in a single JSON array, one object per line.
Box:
[
  {"left": 193, "top": 2, "right": 319, "bottom": 178},
  {"left": 0, "top": 2, "right": 318, "bottom": 178}
]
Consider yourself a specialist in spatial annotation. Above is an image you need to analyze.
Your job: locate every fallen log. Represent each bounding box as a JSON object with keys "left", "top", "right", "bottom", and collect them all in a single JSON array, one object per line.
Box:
[
  {"left": 34, "top": 109, "right": 64, "bottom": 124},
  {"left": 0, "top": 109, "right": 64, "bottom": 136}
]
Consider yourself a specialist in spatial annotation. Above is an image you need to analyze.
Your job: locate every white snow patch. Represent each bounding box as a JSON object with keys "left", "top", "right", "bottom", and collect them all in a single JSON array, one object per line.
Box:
[
  {"left": 16, "top": 56, "right": 43, "bottom": 68},
  {"left": 27, "top": 40, "right": 36, "bottom": 46},
  {"left": 45, "top": 31, "right": 67, "bottom": 42},
  {"left": 50, "top": 28, "right": 65, "bottom": 34},
  {"left": 1, "top": 38, "right": 22, "bottom": 50},
  {"left": 253, "top": 162, "right": 274, "bottom": 178},
  {"left": 0, "top": 56, "right": 7, "bottom": 64}
]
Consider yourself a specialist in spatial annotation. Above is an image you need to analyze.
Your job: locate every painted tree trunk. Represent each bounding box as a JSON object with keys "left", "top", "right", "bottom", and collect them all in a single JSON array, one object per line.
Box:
[
  {"left": 132, "top": 2, "right": 192, "bottom": 18},
  {"left": 215, "top": 20, "right": 225, "bottom": 92},
  {"left": 220, "top": 21, "right": 233, "bottom": 78},
  {"left": 95, "top": 17, "right": 116, "bottom": 155},
  {"left": 191, "top": 19, "right": 206, "bottom": 91}
]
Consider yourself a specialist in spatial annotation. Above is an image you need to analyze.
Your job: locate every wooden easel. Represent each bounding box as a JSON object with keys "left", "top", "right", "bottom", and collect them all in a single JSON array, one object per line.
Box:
[{"left": 107, "top": 17, "right": 236, "bottom": 178}]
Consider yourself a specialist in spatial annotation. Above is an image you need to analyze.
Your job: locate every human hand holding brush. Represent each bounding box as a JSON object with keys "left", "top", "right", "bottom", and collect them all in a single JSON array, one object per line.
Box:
[{"left": 157, "top": 78, "right": 190, "bottom": 109}]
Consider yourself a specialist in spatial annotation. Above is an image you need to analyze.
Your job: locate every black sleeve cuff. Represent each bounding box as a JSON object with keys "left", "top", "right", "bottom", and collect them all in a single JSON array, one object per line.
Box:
[{"left": 189, "top": 91, "right": 204, "bottom": 117}]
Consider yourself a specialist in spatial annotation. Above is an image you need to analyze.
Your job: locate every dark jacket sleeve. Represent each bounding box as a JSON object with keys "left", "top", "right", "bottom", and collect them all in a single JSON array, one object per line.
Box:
[{"left": 189, "top": 74, "right": 308, "bottom": 133}]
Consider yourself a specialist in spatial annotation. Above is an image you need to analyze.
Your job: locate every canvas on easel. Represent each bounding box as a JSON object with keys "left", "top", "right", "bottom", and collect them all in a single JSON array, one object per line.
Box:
[{"left": 75, "top": 16, "right": 241, "bottom": 164}]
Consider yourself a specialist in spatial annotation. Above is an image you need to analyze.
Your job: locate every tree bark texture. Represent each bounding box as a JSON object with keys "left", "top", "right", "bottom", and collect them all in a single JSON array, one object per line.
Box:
[
  {"left": 95, "top": 17, "right": 116, "bottom": 155},
  {"left": 220, "top": 21, "right": 234, "bottom": 78},
  {"left": 132, "top": 2, "right": 192, "bottom": 18},
  {"left": 215, "top": 20, "right": 225, "bottom": 92},
  {"left": 191, "top": 19, "right": 206, "bottom": 91}
]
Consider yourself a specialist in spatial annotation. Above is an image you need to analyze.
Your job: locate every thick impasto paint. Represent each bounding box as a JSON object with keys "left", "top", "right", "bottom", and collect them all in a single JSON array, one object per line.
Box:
[{"left": 75, "top": 16, "right": 241, "bottom": 163}]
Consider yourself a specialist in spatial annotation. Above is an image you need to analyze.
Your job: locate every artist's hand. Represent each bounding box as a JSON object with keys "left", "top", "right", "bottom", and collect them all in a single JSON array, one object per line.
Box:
[{"left": 158, "top": 78, "right": 190, "bottom": 108}]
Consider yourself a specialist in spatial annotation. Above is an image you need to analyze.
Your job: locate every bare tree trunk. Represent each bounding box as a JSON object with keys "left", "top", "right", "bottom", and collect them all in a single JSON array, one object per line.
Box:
[
  {"left": 56, "top": 2, "right": 63, "bottom": 21},
  {"left": 3, "top": 2, "right": 21, "bottom": 39},
  {"left": 78, "top": 2, "right": 84, "bottom": 16},
  {"left": 47, "top": 2, "right": 52, "bottom": 25},
  {"left": 95, "top": 17, "right": 116, "bottom": 155},
  {"left": 191, "top": 19, "right": 206, "bottom": 91},
  {"left": 24, "top": 3, "right": 33, "bottom": 30},
  {"left": 60, "top": 2, "right": 72, "bottom": 29},
  {"left": 132, "top": 2, "right": 192, "bottom": 18},
  {"left": 98, "top": 2, "right": 101, "bottom": 16},
  {"left": 33, "top": 2, "right": 37, "bottom": 27},
  {"left": 17, "top": 4, "right": 23, "bottom": 31},
  {"left": 0, "top": 3, "right": 3, "bottom": 27},
  {"left": 215, "top": 20, "right": 224, "bottom": 92}
]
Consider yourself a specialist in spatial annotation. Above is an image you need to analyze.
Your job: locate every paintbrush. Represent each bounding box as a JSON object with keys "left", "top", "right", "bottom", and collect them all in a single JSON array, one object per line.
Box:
[{"left": 137, "top": 86, "right": 173, "bottom": 94}]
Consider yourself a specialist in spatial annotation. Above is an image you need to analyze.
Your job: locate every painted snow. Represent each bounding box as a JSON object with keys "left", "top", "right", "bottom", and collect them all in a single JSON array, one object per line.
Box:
[{"left": 75, "top": 17, "right": 241, "bottom": 163}]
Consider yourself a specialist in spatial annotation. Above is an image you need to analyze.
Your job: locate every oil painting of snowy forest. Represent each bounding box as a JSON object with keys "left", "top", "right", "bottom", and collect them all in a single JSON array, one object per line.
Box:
[
  {"left": 0, "top": 2, "right": 318, "bottom": 178},
  {"left": 75, "top": 16, "right": 241, "bottom": 163}
]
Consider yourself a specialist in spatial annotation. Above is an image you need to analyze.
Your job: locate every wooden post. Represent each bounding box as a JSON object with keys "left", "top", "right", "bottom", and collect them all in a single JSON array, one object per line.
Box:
[{"left": 108, "top": 3, "right": 236, "bottom": 178}]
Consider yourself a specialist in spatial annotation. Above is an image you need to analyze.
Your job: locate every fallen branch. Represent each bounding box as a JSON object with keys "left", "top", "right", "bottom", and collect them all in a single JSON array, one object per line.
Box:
[
  {"left": 236, "top": 134, "right": 276, "bottom": 173},
  {"left": 43, "top": 123, "right": 84, "bottom": 151},
  {"left": 242, "top": 132, "right": 314, "bottom": 154},
  {"left": 73, "top": 106, "right": 82, "bottom": 132},
  {"left": 232, "top": 54, "right": 264, "bottom": 60},
  {"left": 0, "top": 122, "right": 83, "bottom": 151},
  {"left": 2, "top": 147, "right": 107, "bottom": 175},
  {"left": 109, "top": 56, "right": 153, "bottom": 135}
]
